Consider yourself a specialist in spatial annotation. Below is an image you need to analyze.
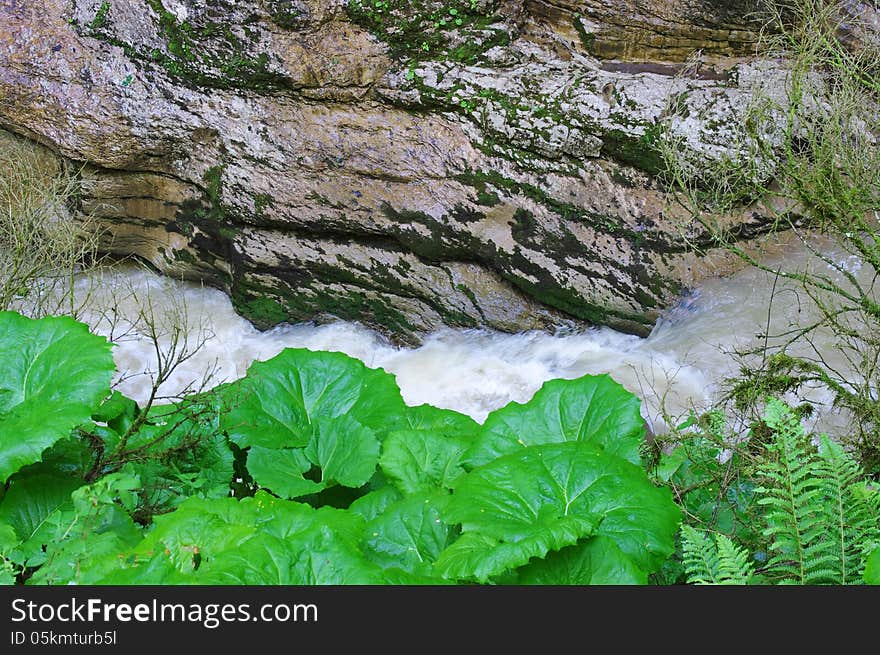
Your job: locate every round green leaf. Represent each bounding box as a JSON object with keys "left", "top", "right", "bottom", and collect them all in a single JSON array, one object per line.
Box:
[
  {"left": 463, "top": 374, "right": 645, "bottom": 468},
  {"left": 305, "top": 415, "right": 381, "bottom": 488},
  {"left": 0, "top": 312, "right": 115, "bottom": 482},
  {"left": 247, "top": 446, "right": 325, "bottom": 499},
  {"left": 396, "top": 404, "right": 479, "bottom": 438},
  {"left": 221, "top": 348, "right": 406, "bottom": 448},
  {"left": 349, "top": 486, "right": 403, "bottom": 522},
  {"left": 514, "top": 536, "right": 647, "bottom": 585},
  {"left": 363, "top": 490, "right": 454, "bottom": 577},
  {"left": 204, "top": 528, "right": 386, "bottom": 585},
  {"left": 437, "top": 442, "right": 680, "bottom": 581},
  {"left": 380, "top": 430, "right": 470, "bottom": 494},
  {"left": 93, "top": 494, "right": 379, "bottom": 584},
  {"left": 0, "top": 473, "right": 82, "bottom": 545}
]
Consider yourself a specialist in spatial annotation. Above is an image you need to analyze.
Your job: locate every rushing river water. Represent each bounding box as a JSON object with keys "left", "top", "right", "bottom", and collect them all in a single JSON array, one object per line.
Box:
[{"left": 63, "top": 235, "right": 871, "bottom": 434}]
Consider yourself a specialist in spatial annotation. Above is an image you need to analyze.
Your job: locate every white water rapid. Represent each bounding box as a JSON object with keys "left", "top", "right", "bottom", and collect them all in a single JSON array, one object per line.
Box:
[{"left": 64, "top": 235, "right": 872, "bottom": 434}]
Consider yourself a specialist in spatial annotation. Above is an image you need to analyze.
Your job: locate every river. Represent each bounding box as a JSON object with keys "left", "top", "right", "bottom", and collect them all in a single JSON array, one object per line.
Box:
[{"left": 64, "top": 234, "right": 871, "bottom": 435}]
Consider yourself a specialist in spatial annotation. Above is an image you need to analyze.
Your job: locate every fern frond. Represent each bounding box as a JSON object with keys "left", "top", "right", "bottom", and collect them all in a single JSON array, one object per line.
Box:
[
  {"left": 757, "top": 400, "right": 880, "bottom": 584},
  {"left": 714, "top": 533, "right": 756, "bottom": 584},
  {"left": 680, "top": 399, "right": 879, "bottom": 586},
  {"left": 681, "top": 525, "right": 719, "bottom": 585},
  {"left": 757, "top": 399, "right": 821, "bottom": 584},
  {"left": 681, "top": 525, "right": 754, "bottom": 585},
  {"left": 814, "top": 435, "right": 866, "bottom": 583}
]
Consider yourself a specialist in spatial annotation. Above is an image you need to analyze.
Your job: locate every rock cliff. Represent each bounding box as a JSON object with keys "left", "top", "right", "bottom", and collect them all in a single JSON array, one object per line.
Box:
[{"left": 1, "top": 0, "right": 780, "bottom": 340}]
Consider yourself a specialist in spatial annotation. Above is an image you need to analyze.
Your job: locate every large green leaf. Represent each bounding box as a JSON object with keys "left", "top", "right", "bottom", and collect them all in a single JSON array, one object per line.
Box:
[
  {"left": 221, "top": 348, "right": 406, "bottom": 449},
  {"left": 18, "top": 434, "right": 95, "bottom": 479},
  {"left": 463, "top": 374, "right": 645, "bottom": 468},
  {"left": 380, "top": 430, "right": 470, "bottom": 494},
  {"left": 436, "top": 442, "right": 680, "bottom": 581},
  {"left": 362, "top": 490, "right": 454, "bottom": 577},
  {"left": 126, "top": 497, "right": 267, "bottom": 575},
  {"left": 0, "top": 312, "right": 115, "bottom": 481},
  {"left": 94, "top": 493, "right": 379, "bottom": 584},
  {"left": 29, "top": 530, "right": 141, "bottom": 585},
  {"left": 8, "top": 473, "right": 143, "bottom": 581},
  {"left": 396, "top": 404, "right": 480, "bottom": 438},
  {"left": 0, "top": 474, "right": 82, "bottom": 547},
  {"left": 514, "top": 537, "right": 647, "bottom": 585},
  {"left": 204, "top": 528, "right": 386, "bottom": 584},
  {"left": 865, "top": 547, "right": 880, "bottom": 585},
  {"left": 349, "top": 486, "right": 403, "bottom": 522},
  {"left": 304, "top": 415, "right": 380, "bottom": 488},
  {"left": 247, "top": 446, "right": 325, "bottom": 499},
  {"left": 28, "top": 484, "right": 142, "bottom": 585}
]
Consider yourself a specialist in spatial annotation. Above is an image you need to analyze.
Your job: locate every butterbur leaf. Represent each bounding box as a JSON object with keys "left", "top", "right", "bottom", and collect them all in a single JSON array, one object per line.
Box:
[
  {"left": 127, "top": 498, "right": 262, "bottom": 574},
  {"left": 280, "top": 524, "right": 385, "bottom": 585},
  {"left": 247, "top": 446, "right": 325, "bottom": 499},
  {"left": 254, "top": 496, "right": 366, "bottom": 546},
  {"left": 865, "top": 547, "right": 880, "bottom": 585},
  {"left": 349, "top": 486, "right": 402, "bottom": 522},
  {"left": 4, "top": 474, "right": 143, "bottom": 583},
  {"left": 380, "top": 568, "right": 456, "bottom": 585},
  {"left": 435, "top": 517, "right": 598, "bottom": 581},
  {"left": 98, "top": 555, "right": 193, "bottom": 585},
  {"left": 438, "top": 443, "right": 679, "bottom": 581},
  {"left": 514, "top": 536, "right": 647, "bottom": 585},
  {"left": 431, "top": 533, "right": 502, "bottom": 581},
  {"left": 29, "top": 530, "right": 141, "bottom": 585},
  {"left": 92, "top": 391, "right": 139, "bottom": 431},
  {"left": 205, "top": 528, "right": 385, "bottom": 585},
  {"left": 221, "top": 348, "right": 406, "bottom": 449},
  {"left": 28, "top": 501, "right": 143, "bottom": 585},
  {"left": 0, "top": 473, "right": 82, "bottom": 545},
  {"left": 304, "top": 415, "right": 380, "bottom": 488},
  {"left": 0, "top": 522, "right": 18, "bottom": 552},
  {"left": 0, "top": 312, "right": 115, "bottom": 482},
  {"left": 380, "top": 430, "right": 469, "bottom": 494},
  {"left": 92, "top": 494, "right": 375, "bottom": 584},
  {"left": 363, "top": 490, "right": 453, "bottom": 577},
  {"left": 463, "top": 374, "right": 645, "bottom": 468},
  {"left": 16, "top": 433, "right": 95, "bottom": 479},
  {"left": 397, "top": 404, "right": 479, "bottom": 438}
]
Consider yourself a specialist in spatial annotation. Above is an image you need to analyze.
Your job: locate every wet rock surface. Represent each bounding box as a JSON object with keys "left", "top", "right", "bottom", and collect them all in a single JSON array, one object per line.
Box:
[{"left": 1, "top": 0, "right": 780, "bottom": 341}]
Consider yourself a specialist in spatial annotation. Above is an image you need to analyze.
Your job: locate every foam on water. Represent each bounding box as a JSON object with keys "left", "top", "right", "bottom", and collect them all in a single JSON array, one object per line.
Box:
[{"left": 65, "top": 235, "right": 873, "bottom": 431}]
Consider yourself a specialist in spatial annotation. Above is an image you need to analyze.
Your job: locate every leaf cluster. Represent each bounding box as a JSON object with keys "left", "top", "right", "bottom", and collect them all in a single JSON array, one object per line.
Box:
[
  {"left": 0, "top": 312, "right": 681, "bottom": 585},
  {"left": 681, "top": 399, "right": 880, "bottom": 584}
]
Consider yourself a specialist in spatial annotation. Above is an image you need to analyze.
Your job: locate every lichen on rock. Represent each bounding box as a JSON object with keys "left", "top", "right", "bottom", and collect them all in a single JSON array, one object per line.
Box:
[{"left": 0, "top": 0, "right": 787, "bottom": 341}]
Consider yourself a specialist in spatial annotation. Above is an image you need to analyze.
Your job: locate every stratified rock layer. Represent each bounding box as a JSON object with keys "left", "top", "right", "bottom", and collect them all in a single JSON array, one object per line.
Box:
[{"left": 0, "top": 0, "right": 777, "bottom": 340}]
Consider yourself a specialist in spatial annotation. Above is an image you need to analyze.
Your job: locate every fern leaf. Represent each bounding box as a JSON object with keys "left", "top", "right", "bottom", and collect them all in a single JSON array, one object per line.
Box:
[
  {"left": 681, "top": 400, "right": 878, "bottom": 586},
  {"left": 714, "top": 533, "right": 755, "bottom": 584},
  {"left": 681, "top": 525, "right": 754, "bottom": 585},
  {"left": 757, "top": 401, "right": 880, "bottom": 584},
  {"left": 758, "top": 399, "right": 819, "bottom": 584},
  {"left": 681, "top": 525, "right": 719, "bottom": 585},
  {"left": 814, "top": 436, "right": 863, "bottom": 583}
]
